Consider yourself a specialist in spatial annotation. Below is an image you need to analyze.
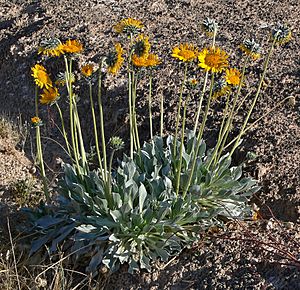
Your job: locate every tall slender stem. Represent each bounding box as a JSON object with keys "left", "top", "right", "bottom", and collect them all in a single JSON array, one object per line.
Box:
[
  {"left": 89, "top": 81, "right": 104, "bottom": 176},
  {"left": 34, "top": 86, "right": 49, "bottom": 201},
  {"left": 128, "top": 65, "right": 134, "bottom": 158},
  {"left": 55, "top": 102, "right": 72, "bottom": 159},
  {"left": 183, "top": 73, "right": 215, "bottom": 197},
  {"left": 160, "top": 92, "right": 164, "bottom": 137},
  {"left": 148, "top": 71, "right": 153, "bottom": 140},
  {"left": 214, "top": 57, "right": 249, "bottom": 162},
  {"left": 108, "top": 149, "right": 115, "bottom": 198},
  {"left": 132, "top": 70, "right": 140, "bottom": 150},
  {"left": 206, "top": 92, "right": 231, "bottom": 169},
  {"left": 65, "top": 57, "right": 80, "bottom": 173},
  {"left": 173, "top": 63, "right": 188, "bottom": 156},
  {"left": 193, "top": 71, "right": 209, "bottom": 134},
  {"left": 175, "top": 93, "right": 190, "bottom": 196},
  {"left": 98, "top": 64, "right": 108, "bottom": 182},
  {"left": 194, "top": 25, "right": 217, "bottom": 134},
  {"left": 229, "top": 41, "right": 276, "bottom": 158}
]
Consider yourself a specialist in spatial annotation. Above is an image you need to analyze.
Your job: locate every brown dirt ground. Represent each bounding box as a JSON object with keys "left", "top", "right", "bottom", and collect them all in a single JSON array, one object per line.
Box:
[{"left": 0, "top": 0, "right": 299, "bottom": 289}]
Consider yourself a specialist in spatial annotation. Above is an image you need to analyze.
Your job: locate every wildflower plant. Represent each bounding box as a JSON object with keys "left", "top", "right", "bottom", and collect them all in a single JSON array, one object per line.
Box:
[{"left": 25, "top": 19, "right": 292, "bottom": 274}]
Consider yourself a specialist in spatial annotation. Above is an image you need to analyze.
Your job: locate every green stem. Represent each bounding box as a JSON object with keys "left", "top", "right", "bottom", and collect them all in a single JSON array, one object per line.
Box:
[
  {"left": 173, "top": 63, "right": 188, "bottom": 156},
  {"left": 35, "top": 86, "right": 39, "bottom": 117},
  {"left": 65, "top": 57, "right": 80, "bottom": 173},
  {"left": 175, "top": 93, "right": 190, "bottom": 196},
  {"left": 214, "top": 57, "right": 249, "bottom": 163},
  {"left": 34, "top": 86, "right": 49, "bottom": 201},
  {"left": 108, "top": 149, "right": 115, "bottom": 198},
  {"left": 68, "top": 57, "right": 88, "bottom": 173},
  {"left": 160, "top": 92, "right": 164, "bottom": 137},
  {"left": 36, "top": 126, "right": 49, "bottom": 201},
  {"left": 98, "top": 63, "right": 108, "bottom": 182},
  {"left": 197, "top": 73, "right": 215, "bottom": 142},
  {"left": 212, "top": 27, "right": 217, "bottom": 48},
  {"left": 148, "top": 71, "right": 153, "bottom": 140},
  {"left": 229, "top": 40, "right": 276, "bottom": 158},
  {"left": 128, "top": 63, "right": 134, "bottom": 159},
  {"left": 207, "top": 92, "right": 231, "bottom": 168},
  {"left": 89, "top": 81, "right": 104, "bottom": 176},
  {"left": 132, "top": 70, "right": 140, "bottom": 150},
  {"left": 183, "top": 73, "right": 215, "bottom": 197},
  {"left": 55, "top": 102, "right": 72, "bottom": 159},
  {"left": 193, "top": 70, "right": 209, "bottom": 134}
]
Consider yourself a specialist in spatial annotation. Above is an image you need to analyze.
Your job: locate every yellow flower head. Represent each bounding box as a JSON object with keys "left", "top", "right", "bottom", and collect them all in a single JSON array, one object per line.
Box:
[
  {"left": 31, "top": 116, "right": 42, "bottom": 126},
  {"left": 225, "top": 68, "right": 241, "bottom": 86},
  {"left": 171, "top": 43, "right": 199, "bottom": 62},
  {"left": 240, "top": 39, "right": 261, "bottom": 60},
  {"left": 132, "top": 54, "right": 147, "bottom": 67},
  {"left": 132, "top": 34, "right": 150, "bottom": 57},
  {"left": 212, "top": 79, "right": 231, "bottom": 100},
  {"left": 81, "top": 64, "right": 94, "bottom": 77},
  {"left": 40, "top": 87, "right": 60, "bottom": 105},
  {"left": 271, "top": 24, "right": 292, "bottom": 45},
  {"left": 38, "top": 38, "right": 65, "bottom": 57},
  {"left": 31, "top": 64, "right": 53, "bottom": 89},
  {"left": 106, "top": 43, "right": 124, "bottom": 74},
  {"left": 187, "top": 78, "right": 199, "bottom": 90},
  {"left": 252, "top": 211, "right": 260, "bottom": 221},
  {"left": 132, "top": 53, "right": 160, "bottom": 68},
  {"left": 61, "top": 39, "right": 83, "bottom": 54},
  {"left": 190, "top": 79, "right": 198, "bottom": 86},
  {"left": 145, "top": 53, "right": 160, "bottom": 67},
  {"left": 198, "top": 47, "right": 229, "bottom": 73},
  {"left": 114, "top": 18, "right": 144, "bottom": 35}
]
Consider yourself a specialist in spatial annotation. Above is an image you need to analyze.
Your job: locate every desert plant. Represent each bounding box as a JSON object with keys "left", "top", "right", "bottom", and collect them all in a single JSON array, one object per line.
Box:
[{"left": 24, "top": 18, "right": 291, "bottom": 273}]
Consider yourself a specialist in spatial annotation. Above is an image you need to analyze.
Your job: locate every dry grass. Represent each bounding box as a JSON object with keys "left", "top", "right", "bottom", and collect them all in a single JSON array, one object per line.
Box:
[
  {"left": 0, "top": 219, "right": 106, "bottom": 290},
  {"left": 1, "top": 220, "right": 106, "bottom": 290}
]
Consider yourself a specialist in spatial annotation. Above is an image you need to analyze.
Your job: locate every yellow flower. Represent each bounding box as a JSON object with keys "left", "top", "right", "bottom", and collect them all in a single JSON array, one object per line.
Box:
[
  {"left": 38, "top": 38, "right": 65, "bottom": 57},
  {"left": 31, "top": 64, "right": 53, "bottom": 89},
  {"left": 187, "top": 78, "right": 199, "bottom": 90},
  {"left": 225, "top": 68, "right": 241, "bottom": 86},
  {"left": 212, "top": 79, "right": 231, "bottom": 100},
  {"left": 240, "top": 39, "right": 261, "bottom": 60},
  {"left": 106, "top": 43, "right": 124, "bottom": 74},
  {"left": 31, "top": 116, "right": 41, "bottom": 126},
  {"left": 31, "top": 116, "right": 41, "bottom": 124},
  {"left": 171, "top": 43, "right": 199, "bottom": 62},
  {"left": 198, "top": 47, "right": 229, "bottom": 73},
  {"left": 133, "top": 34, "right": 150, "bottom": 57},
  {"left": 81, "top": 64, "right": 94, "bottom": 77},
  {"left": 190, "top": 79, "right": 198, "bottom": 86},
  {"left": 132, "top": 54, "right": 147, "bottom": 67},
  {"left": 114, "top": 18, "right": 143, "bottom": 34},
  {"left": 61, "top": 39, "right": 83, "bottom": 54},
  {"left": 145, "top": 53, "right": 160, "bottom": 67},
  {"left": 132, "top": 53, "right": 160, "bottom": 68},
  {"left": 40, "top": 87, "right": 60, "bottom": 105}
]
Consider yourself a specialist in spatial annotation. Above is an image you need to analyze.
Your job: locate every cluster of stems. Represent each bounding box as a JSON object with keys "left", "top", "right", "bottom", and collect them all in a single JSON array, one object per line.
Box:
[
  {"left": 172, "top": 28, "right": 279, "bottom": 199},
  {"left": 33, "top": 27, "right": 287, "bottom": 205}
]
